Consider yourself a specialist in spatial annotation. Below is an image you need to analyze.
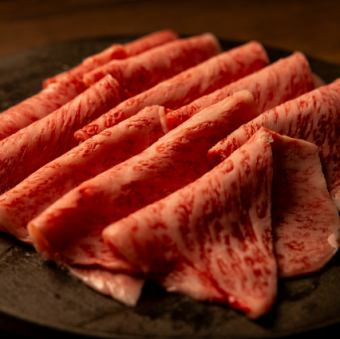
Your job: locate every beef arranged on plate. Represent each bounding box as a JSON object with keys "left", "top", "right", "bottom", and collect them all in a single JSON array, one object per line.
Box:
[
  {"left": 103, "top": 128, "right": 339, "bottom": 318},
  {"left": 0, "top": 105, "right": 166, "bottom": 241},
  {"left": 28, "top": 91, "right": 256, "bottom": 305},
  {"left": 0, "top": 75, "right": 121, "bottom": 193},
  {"left": 0, "top": 77, "right": 86, "bottom": 140},
  {"left": 209, "top": 80, "right": 340, "bottom": 210},
  {"left": 0, "top": 31, "right": 214, "bottom": 142},
  {"left": 0, "top": 49, "right": 316, "bottom": 242},
  {"left": 83, "top": 34, "right": 220, "bottom": 94},
  {"left": 0, "top": 30, "right": 177, "bottom": 141},
  {"left": 0, "top": 30, "right": 339, "bottom": 318},
  {"left": 75, "top": 41, "right": 269, "bottom": 141},
  {"left": 165, "top": 52, "right": 314, "bottom": 129}
]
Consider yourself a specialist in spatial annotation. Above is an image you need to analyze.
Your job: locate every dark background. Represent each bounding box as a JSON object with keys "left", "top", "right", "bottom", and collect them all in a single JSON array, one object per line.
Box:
[{"left": 0, "top": 0, "right": 339, "bottom": 64}]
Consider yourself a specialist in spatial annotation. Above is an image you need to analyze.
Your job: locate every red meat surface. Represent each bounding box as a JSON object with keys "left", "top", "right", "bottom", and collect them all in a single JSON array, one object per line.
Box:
[
  {"left": 165, "top": 52, "right": 315, "bottom": 130},
  {"left": 0, "top": 106, "right": 166, "bottom": 242},
  {"left": 28, "top": 91, "right": 257, "bottom": 306},
  {"left": 0, "top": 75, "right": 121, "bottom": 194},
  {"left": 103, "top": 128, "right": 277, "bottom": 318},
  {"left": 0, "top": 78, "right": 85, "bottom": 141},
  {"left": 82, "top": 34, "right": 220, "bottom": 96},
  {"left": 75, "top": 41, "right": 268, "bottom": 142},
  {"left": 270, "top": 131, "right": 339, "bottom": 277},
  {"left": 0, "top": 31, "right": 177, "bottom": 142},
  {"left": 103, "top": 128, "right": 339, "bottom": 317},
  {"left": 208, "top": 80, "right": 340, "bottom": 210}
]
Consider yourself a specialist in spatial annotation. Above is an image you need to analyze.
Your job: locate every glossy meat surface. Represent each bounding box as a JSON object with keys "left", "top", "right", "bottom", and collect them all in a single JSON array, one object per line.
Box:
[
  {"left": 166, "top": 52, "right": 315, "bottom": 130},
  {"left": 75, "top": 41, "right": 268, "bottom": 141},
  {"left": 0, "top": 78, "right": 85, "bottom": 140},
  {"left": 209, "top": 80, "right": 340, "bottom": 209},
  {"left": 0, "top": 106, "right": 166, "bottom": 241},
  {"left": 0, "top": 75, "right": 121, "bottom": 194},
  {"left": 83, "top": 34, "right": 220, "bottom": 96},
  {"left": 28, "top": 91, "right": 257, "bottom": 302}
]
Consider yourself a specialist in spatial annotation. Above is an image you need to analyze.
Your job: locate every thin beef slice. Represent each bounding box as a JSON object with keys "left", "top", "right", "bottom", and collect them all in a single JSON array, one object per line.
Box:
[
  {"left": 103, "top": 128, "right": 339, "bottom": 316},
  {"left": 0, "top": 106, "right": 166, "bottom": 242},
  {"left": 0, "top": 78, "right": 85, "bottom": 141},
  {"left": 103, "top": 127, "right": 277, "bottom": 318},
  {"left": 28, "top": 90, "right": 257, "bottom": 264},
  {"left": 269, "top": 130, "right": 339, "bottom": 277},
  {"left": 0, "top": 31, "right": 176, "bottom": 141},
  {"left": 0, "top": 75, "right": 121, "bottom": 194},
  {"left": 82, "top": 34, "right": 220, "bottom": 97},
  {"left": 28, "top": 91, "right": 257, "bottom": 305},
  {"left": 2, "top": 46, "right": 306, "bottom": 241}
]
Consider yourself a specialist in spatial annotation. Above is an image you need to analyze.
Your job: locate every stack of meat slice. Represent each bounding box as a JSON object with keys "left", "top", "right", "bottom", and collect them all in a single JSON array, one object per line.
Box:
[
  {"left": 0, "top": 38, "right": 274, "bottom": 241},
  {"left": 0, "top": 30, "right": 177, "bottom": 140},
  {"left": 0, "top": 30, "right": 339, "bottom": 318},
  {"left": 27, "top": 90, "right": 258, "bottom": 305},
  {"left": 43, "top": 30, "right": 179, "bottom": 87},
  {"left": 0, "top": 75, "right": 122, "bottom": 193},
  {"left": 0, "top": 32, "right": 218, "bottom": 141},
  {"left": 103, "top": 128, "right": 339, "bottom": 318},
  {"left": 209, "top": 80, "right": 340, "bottom": 211},
  {"left": 82, "top": 33, "right": 221, "bottom": 95},
  {"left": 74, "top": 40, "right": 270, "bottom": 141}
]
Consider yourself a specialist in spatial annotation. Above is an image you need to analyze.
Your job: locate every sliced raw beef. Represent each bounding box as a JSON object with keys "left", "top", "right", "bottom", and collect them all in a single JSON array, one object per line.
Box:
[
  {"left": 103, "top": 127, "right": 277, "bottom": 318},
  {"left": 28, "top": 91, "right": 257, "bottom": 303},
  {"left": 103, "top": 128, "right": 339, "bottom": 316},
  {"left": 29, "top": 90, "right": 256, "bottom": 261},
  {"left": 269, "top": 130, "right": 339, "bottom": 277},
  {"left": 0, "top": 106, "right": 166, "bottom": 242},
  {"left": 43, "top": 30, "right": 178, "bottom": 87},
  {"left": 208, "top": 80, "right": 340, "bottom": 209},
  {"left": 0, "top": 75, "right": 121, "bottom": 194},
  {"left": 82, "top": 34, "right": 220, "bottom": 96},
  {"left": 165, "top": 52, "right": 315, "bottom": 130},
  {"left": 0, "top": 79, "right": 85, "bottom": 141},
  {"left": 75, "top": 41, "right": 268, "bottom": 142}
]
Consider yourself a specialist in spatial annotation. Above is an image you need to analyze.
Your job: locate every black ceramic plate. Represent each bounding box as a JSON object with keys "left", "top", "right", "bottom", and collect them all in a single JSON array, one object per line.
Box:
[{"left": 0, "top": 36, "right": 339, "bottom": 339}]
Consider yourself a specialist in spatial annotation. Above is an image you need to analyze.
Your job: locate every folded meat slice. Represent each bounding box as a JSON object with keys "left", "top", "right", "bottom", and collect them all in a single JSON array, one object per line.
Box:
[
  {"left": 83, "top": 34, "right": 220, "bottom": 95},
  {"left": 209, "top": 80, "right": 340, "bottom": 209},
  {"left": 0, "top": 78, "right": 85, "bottom": 141},
  {"left": 103, "top": 128, "right": 339, "bottom": 316},
  {"left": 103, "top": 127, "right": 277, "bottom": 318},
  {"left": 0, "top": 75, "right": 121, "bottom": 194},
  {"left": 0, "top": 31, "right": 177, "bottom": 141},
  {"left": 43, "top": 30, "right": 178, "bottom": 87},
  {"left": 28, "top": 91, "right": 257, "bottom": 304},
  {"left": 75, "top": 41, "right": 268, "bottom": 142},
  {"left": 29, "top": 90, "right": 256, "bottom": 262},
  {"left": 269, "top": 131, "right": 339, "bottom": 277},
  {"left": 0, "top": 106, "right": 166, "bottom": 242},
  {"left": 165, "top": 52, "right": 315, "bottom": 130}
]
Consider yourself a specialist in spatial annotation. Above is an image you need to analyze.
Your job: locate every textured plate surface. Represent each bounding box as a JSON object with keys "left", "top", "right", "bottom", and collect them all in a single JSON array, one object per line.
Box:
[{"left": 0, "top": 36, "right": 339, "bottom": 339}]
